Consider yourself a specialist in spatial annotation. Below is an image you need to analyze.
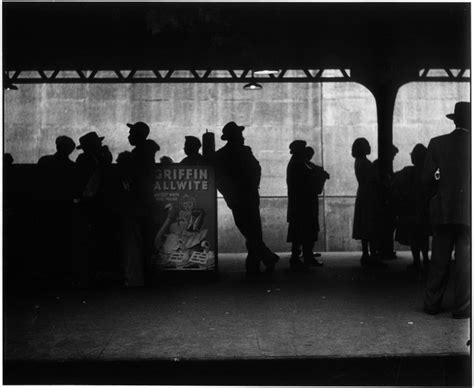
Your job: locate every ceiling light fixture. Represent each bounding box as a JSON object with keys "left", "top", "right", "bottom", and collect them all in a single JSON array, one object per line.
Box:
[
  {"left": 4, "top": 82, "right": 18, "bottom": 90},
  {"left": 243, "top": 81, "right": 262, "bottom": 91},
  {"left": 243, "top": 70, "right": 262, "bottom": 91}
]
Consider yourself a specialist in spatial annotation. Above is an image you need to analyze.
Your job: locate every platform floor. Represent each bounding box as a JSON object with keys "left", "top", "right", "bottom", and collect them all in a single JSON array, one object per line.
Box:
[{"left": 3, "top": 252, "right": 471, "bottom": 385}]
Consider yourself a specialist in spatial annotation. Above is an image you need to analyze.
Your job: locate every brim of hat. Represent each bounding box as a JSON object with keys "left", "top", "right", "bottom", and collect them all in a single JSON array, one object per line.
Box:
[
  {"left": 76, "top": 136, "right": 105, "bottom": 149},
  {"left": 126, "top": 123, "right": 133, "bottom": 128},
  {"left": 446, "top": 113, "right": 456, "bottom": 120},
  {"left": 221, "top": 126, "right": 245, "bottom": 140}
]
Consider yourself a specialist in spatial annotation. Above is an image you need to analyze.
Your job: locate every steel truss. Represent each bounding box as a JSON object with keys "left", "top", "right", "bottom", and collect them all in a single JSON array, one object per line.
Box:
[{"left": 3, "top": 68, "right": 470, "bottom": 84}]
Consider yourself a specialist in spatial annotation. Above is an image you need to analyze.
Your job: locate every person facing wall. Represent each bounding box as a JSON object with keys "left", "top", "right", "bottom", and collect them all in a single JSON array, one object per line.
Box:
[
  {"left": 351, "top": 137, "right": 386, "bottom": 268},
  {"left": 423, "top": 101, "right": 471, "bottom": 319},
  {"left": 120, "top": 122, "right": 161, "bottom": 287},
  {"left": 286, "top": 141, "right": 325, "bottom": 271},
  {"left": 392, "top": 143, "right": 432, "bottom": 270}
]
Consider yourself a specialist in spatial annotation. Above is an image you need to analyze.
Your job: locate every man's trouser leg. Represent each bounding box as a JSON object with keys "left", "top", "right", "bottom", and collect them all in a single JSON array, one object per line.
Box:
[
  {"left": 231, "top": 202, "right": 264, "bottom": 273},
  {"left": 454, "top": 225, "right": 470, "bottom": 313},
  {"left": 425, "top": 225, "right": 455, "bottom": 310},
  {"left": 119, "top": 214, "right": 145, "bottom": 287}
]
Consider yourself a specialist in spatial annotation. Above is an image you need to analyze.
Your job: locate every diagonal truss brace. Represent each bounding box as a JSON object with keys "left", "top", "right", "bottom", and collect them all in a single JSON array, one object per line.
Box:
[{"left": 3, "top": 68, "right": 470, "bottom": 84}]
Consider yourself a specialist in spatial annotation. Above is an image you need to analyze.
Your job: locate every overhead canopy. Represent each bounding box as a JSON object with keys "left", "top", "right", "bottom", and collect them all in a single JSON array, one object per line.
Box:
[{"left": 3, "top": 3, "right": 470, "bottom": 72}]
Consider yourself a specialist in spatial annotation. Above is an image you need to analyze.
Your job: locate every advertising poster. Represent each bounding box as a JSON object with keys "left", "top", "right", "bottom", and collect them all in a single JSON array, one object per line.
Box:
[{"left": 152, "top": 165, "right": 217, "bottom": 271}]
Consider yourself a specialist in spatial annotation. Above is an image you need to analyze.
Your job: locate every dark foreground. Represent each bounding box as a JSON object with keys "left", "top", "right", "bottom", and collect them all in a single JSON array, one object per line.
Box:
[{"left": 4, "top": 252, "right": 471, "bottom": 385}]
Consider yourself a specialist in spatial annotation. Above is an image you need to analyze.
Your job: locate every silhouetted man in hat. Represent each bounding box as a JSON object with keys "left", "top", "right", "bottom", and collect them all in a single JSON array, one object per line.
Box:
[
  {"left": 213, "top": 121, "right": 279, "bottom": 279},
  {"left": 180, "top": 136, "right": 204, "bottom": 165},
  {"left": 120, "top": 122, "right": 161, "bottom": 287},
  {"left": 424, "top": 101, "right": 471, "bottom": 319},
  {"left": 128, "top": 121, "right": 150, "bottom": 164},
  {"left": 38, "top": 136, "right": 77, "bottom": 200},
  {"left": 75, "top": 131, "right": 113, "bottom": 287},
  {"left": 76, "top": 131, "right": 113, "bottom": 195},
  {"left": 37, "top": 136, "right": 78, "bottom": 284}
]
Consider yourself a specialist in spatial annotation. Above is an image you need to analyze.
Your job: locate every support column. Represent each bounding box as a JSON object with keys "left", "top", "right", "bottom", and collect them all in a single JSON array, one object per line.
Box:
[
  {"left": 372, "top": 82, "right": 399, "bottom": 259},
  {"left": 355, "top": 62, "right": 415, "bottom": 259}
]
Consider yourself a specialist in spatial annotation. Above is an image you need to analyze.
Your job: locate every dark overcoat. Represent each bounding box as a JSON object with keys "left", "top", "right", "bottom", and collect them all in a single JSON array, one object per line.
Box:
[
  {"left": 392, "top": 165, "right": 432, "bottom": 245},
  {"left": 352, "top": 157, "right": 378, "bottom": 240},
  {"left": 423, "top": 128, "right": 470, "bottom": 226},
  {"left": 287, "top": 155, "right": 319, "bottom": 243},
  {"left": 213, "top": 143, "right": 261, "bottom": 208}
]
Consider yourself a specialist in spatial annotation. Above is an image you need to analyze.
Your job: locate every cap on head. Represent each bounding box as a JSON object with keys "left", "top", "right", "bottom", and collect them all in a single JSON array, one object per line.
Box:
[
  {"left": 77, "top": 131, "right": 105, "bottom": 150},
  {"left": 185, "top": 136, "right": 202, "bottom": 149},
  {"left": 289, "top": 140, "right": 307, "bottom": 154},
  {"left": 221, "top": 121, "right": 245, "bottom": 141},
  {"left": 127, "top": 121, "right": 150, "bottom": 138}
]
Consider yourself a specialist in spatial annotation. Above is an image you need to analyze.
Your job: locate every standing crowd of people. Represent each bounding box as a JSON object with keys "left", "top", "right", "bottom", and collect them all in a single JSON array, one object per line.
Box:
[
  {"left": 350, "top": 102, "right": 470, "bottom": 319},
  {"left": 4, "top": 102, "right": 470, "bottom": 319}
]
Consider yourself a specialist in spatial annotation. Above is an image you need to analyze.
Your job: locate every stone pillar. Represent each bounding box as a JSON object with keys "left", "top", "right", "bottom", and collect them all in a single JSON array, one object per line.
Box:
[
  {"left": 372, "top": 82, "right": 399, "bottom": 259},
  {"left": 355, "top": 64, "right": 406, "bottom": 259}
]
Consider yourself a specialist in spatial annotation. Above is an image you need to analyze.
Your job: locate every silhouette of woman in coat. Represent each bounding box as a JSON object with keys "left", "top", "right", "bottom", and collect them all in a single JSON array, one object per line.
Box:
[
  {"left": 287, "top": 140, "right": 321, "bottom": 271},
  {"left": 351, "top": 138, "right": 382, "bottom": 267},
  {"left": 393, "top": 143, "right": 431, "bottom": 270}
]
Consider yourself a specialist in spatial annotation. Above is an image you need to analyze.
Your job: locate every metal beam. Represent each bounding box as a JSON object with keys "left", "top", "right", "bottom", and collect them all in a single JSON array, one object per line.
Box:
[{"left": 3, "top": 68, "right": 470, "bottom": 85}]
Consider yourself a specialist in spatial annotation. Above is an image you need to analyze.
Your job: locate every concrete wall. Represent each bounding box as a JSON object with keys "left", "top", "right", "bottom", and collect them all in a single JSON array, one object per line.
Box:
[{"left": 4, "top": 80, "right": 470, "bottom": 252}]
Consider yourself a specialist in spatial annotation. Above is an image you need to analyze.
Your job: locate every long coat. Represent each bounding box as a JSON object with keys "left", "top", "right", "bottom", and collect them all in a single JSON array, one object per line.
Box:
[
  {"left": 352, "top": 157, "right": 378, "bottom": 240},
  {"left": 423, "top": 128, "right": 470, "bottom": 226},
  {"left": 392, "top": 165, "right": 431, "bottom": 245},
  {"left": 286, "top": 155, "right": 319, "bottom": 243}
]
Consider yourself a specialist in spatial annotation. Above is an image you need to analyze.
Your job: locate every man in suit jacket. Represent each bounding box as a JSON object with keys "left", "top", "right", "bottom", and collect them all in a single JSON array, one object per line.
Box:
[
  {"left": 423, "top": 101, "right": 471, "bottom": 319},
  {"left": 213, "top": 121, "right": 279, "bottom": 279}
]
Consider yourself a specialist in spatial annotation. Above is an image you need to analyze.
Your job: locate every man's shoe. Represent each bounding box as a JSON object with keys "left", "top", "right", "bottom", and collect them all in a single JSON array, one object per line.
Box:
[
  {"left": 423, "top": 305, "right": 441, "bottom": 315},
  {"left": 304, "top": 256, "right": 324, "bottom": 267},
  {"left": 264, "top": 261, "right": 276, "bottom": 274},
  {"left": 290, "top": 258, "right": 308, "bottom": 272},
  {"left": 263, "top": 248, "right": 280, "bottom": 265},
  {"left": 452, "top": 308, "right": 470, "bottom": 319}
]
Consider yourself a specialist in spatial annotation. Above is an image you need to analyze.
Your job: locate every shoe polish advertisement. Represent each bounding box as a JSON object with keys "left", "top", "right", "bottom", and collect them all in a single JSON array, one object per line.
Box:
[{"left": 152, "top": 165, "right": 217, "bottom": 271}]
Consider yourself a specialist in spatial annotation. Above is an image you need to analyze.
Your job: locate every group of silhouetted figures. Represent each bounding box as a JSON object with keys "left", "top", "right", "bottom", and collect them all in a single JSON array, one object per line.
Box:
[
  {"left": 4, "top": 122, "right": 206, "bottom": 288},
  {"left": 350, "top": 102, "right": 470, "bottom": 319},
  {"left": 3, "top": 102, "right": 470, "bottom": 319}
]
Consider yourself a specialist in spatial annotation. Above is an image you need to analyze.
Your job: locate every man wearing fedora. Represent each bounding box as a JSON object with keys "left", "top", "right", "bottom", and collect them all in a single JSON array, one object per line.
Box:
[
  {"left": 76, "top": 131, "right": 113, "bottom": 194},
  {"left": 423, "top": 101, "right": 471, "bottom": 319},
  {"left": 213, "top": 121, "right": 279, "bottom": 279}
]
